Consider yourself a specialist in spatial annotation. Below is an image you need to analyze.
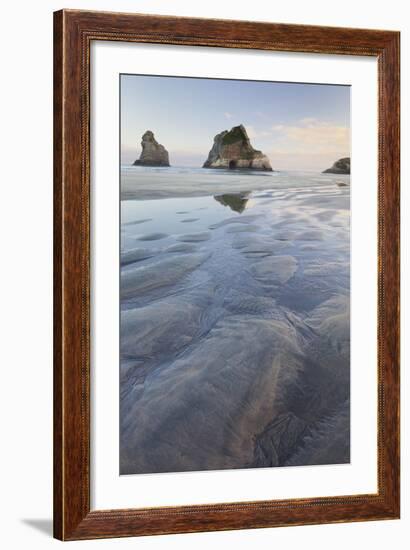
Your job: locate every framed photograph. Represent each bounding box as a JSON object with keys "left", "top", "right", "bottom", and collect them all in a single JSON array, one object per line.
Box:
[{"left": 54, "top": 9, "right": 400, "bottom": 540}]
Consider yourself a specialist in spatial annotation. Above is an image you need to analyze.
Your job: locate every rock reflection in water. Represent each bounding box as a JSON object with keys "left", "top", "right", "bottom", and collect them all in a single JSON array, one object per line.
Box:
[{"left": 214, "top": 192, "right": 249, "bottom": 213}]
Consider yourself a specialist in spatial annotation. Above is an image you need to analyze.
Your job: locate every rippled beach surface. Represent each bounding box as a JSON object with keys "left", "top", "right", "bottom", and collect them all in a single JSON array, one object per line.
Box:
[{"left": 120, "top": 166, "right": 350, "bottom": 475}]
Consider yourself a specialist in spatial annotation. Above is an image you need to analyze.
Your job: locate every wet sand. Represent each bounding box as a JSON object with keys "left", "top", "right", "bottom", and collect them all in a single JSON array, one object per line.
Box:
[{"left": 120, "top": 167, "right": 350, "bottom": 475}]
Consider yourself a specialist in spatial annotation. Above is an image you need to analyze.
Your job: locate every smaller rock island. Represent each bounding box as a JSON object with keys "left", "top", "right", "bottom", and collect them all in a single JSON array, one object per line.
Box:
[
  {"left": 323, "top": 157, "right": 350, "bottom": 174},
  {"left": 203, "top": 125, "right": 273, "bottom": 171},
  {"left": 133, "top": 131, "right": 170, "bottom": 167}
]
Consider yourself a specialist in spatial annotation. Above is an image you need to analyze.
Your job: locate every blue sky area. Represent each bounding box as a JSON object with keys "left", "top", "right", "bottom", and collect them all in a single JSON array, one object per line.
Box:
[{"left": 121, "top": 74, "right": 350, "bottom": 171}]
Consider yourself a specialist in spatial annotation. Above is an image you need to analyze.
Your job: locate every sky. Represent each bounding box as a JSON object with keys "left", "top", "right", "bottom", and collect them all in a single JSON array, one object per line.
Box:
[{"left": 121, "top": 74, "right": 350, "bottom": 172}]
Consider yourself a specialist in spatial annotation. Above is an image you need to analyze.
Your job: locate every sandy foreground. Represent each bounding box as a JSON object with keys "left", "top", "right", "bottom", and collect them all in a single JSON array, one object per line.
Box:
[{"left": 120, "top": 167, "right": 350, "bottom": 475}]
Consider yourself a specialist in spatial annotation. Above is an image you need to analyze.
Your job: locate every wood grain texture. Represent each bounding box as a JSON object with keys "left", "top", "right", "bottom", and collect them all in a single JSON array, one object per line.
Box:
[
  {"left": 53, "top": 9, "right": 400, "bottom": 541},
  {"left": 53, "top": 10, "right": 63, "bottom": 541}
]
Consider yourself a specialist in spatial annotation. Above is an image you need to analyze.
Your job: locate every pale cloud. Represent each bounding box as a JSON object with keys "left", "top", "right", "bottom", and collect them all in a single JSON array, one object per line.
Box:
[
  {"left": 245, "top": 125, "right": 257, "bottom": 139},
  {"left": 244, "top": 119, "right": 349, "bottom": 170},
  {"left": 224, "top": 111, "right": 233, "bottom": 119},
  {"left": 246, "top": 125, "right": 273, "bottom": 139},
  {"left": 270, "top": 118, "right": 349, "bottom": 155},
  {"left": 268, "top": 118, "right": 350, "bottom": 171},
  {"left": 299, "top": 117, "right": 317, "bottom": 126}
]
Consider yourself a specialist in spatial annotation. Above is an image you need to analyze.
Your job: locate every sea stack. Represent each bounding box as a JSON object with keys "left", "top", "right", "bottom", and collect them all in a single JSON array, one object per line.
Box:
[
  {"left": 133, "top": 131, "right": 170, "bottom": 167},
  {"left": 203, "top": 125, "right": 273, "bottom": 171},
  {"left": 323, "top": 157, "right": 350, "bottom": 174}
]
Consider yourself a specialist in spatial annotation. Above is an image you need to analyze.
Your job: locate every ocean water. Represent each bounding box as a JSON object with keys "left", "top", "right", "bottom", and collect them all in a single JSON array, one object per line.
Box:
[{"left": 120, "top": 165, "right": 350, "bottom": 475}]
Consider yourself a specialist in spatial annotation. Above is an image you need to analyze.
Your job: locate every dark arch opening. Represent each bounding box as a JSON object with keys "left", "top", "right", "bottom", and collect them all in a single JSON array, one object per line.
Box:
[{"left": 229, "top": 160, "right": 237, "bottom": 170}]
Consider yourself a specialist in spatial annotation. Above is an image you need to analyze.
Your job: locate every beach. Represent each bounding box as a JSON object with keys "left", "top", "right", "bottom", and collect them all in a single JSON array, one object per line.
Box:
[{"left": 120, "top": 166, "right": 350, "bottom": 475}]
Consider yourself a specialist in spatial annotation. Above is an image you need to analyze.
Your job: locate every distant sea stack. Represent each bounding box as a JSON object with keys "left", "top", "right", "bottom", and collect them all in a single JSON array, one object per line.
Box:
[
  {"left": 133, "top": 131, "right": 170, "bottom": 167},
  {"left": 323, "top": 157, "right": 350, "bottom": 174},
  {"left": 203, "top": 125, "right": 273, "bottom": 171}
]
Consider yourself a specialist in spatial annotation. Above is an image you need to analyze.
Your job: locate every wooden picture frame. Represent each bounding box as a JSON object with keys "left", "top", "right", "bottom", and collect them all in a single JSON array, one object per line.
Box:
[{"left": 54, "top": 9, "right": 400, "bottom": 540}]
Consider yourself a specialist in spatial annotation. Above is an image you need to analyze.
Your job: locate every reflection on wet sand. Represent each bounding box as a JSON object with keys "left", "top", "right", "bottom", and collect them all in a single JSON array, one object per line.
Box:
[
  {"left": 214, "top": 192, "right": 250, "bottom": 213},
  {"left": 120, "top": 167, "right": 350, "bottom": 475}
]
